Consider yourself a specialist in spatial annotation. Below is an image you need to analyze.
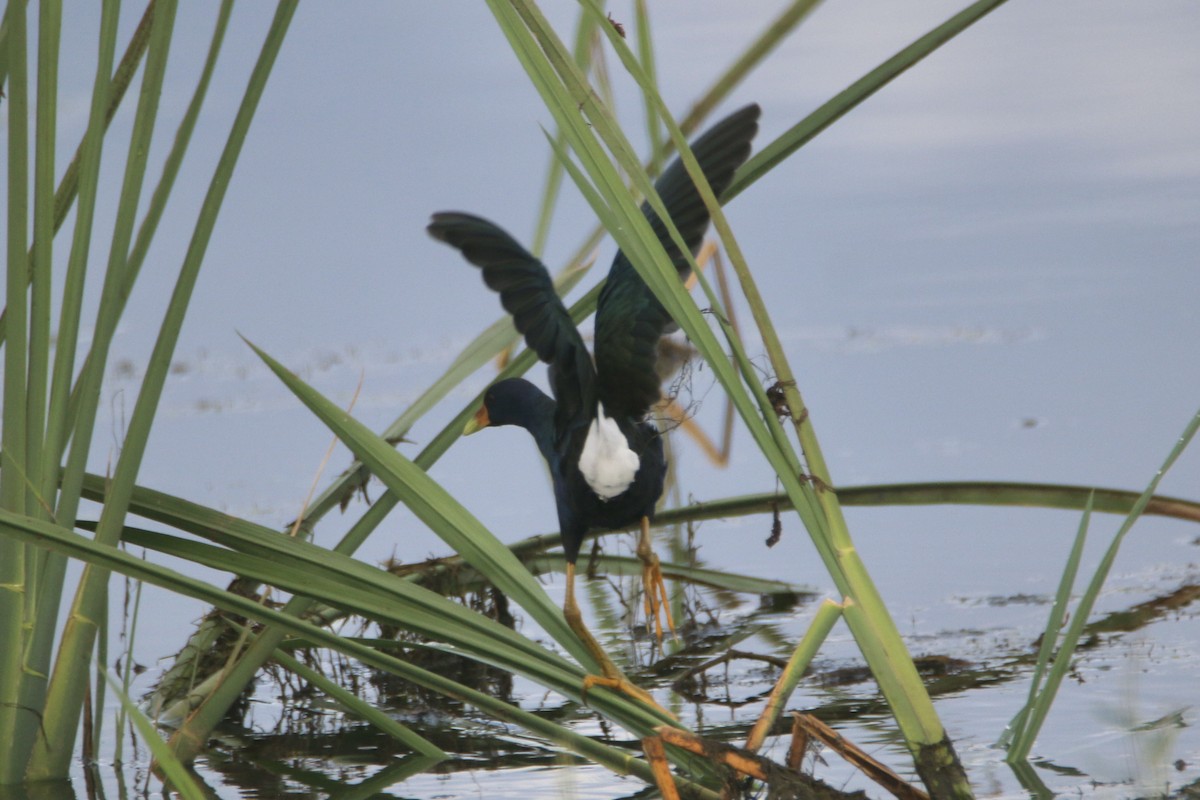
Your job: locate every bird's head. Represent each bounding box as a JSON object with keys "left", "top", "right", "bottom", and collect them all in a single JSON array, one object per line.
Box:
[{"left": 463, "top": 378, "right": 555, "bottom": 435}]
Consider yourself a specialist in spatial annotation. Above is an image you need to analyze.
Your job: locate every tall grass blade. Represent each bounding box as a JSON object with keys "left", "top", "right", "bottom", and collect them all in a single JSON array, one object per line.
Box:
[
  {"left": 31, "top": 4, "right": 233, "bottom": 753},
  {"left": 531, "top": 7, "right": 598, "bottom": 258},
  {"left": 287, "top": 273, "right": 597, "bottom": 532},
  {"left": 1002, "top": 492, "right": 1093, "bottom": 755},
  {"left": 26, "top": 0, "right": 62, "bottom": 532},
  {"left": 27, "top": 0, "right": 183, "bottom": 777},
  {"left": 0, "top": 2, "right": 155, "bottom": 353},
  {"left": 38, "top": 0, "right": 119, "bottom": 487},
  {"left": 101, "top": 671, "right": 208, "bottom": 800},
  {"left": 0, "top": 512, "right": 717, "bottom": 797},
  {"left": 29, "top": 1, "right": 297, "bottom": 779},
  {"left": 492, "top": 2, "right": 997, "bottom": 792},
  {"left": 1004, "top": 406, "right": 1200, "bottom": 762},
  {"left": 160, "top": 288, "right": 601, "bottom": 758},
  {"left": 744, "top": 597, "right": 842, "bottom": 753},
  {"left": 0, "top": 0, "right": 32, "bottom": 780},
  {"left": 149, "top": 0, "right": 823, "bottom": 735},
  {"left": 269, "top": 647, "right": 447, "bottom": 759},
  {"left": 244, "top": 338, "right": 597, "bottom": 671},
  {"left": 632, "top": 0, "right": 663, "bottom": 173}
]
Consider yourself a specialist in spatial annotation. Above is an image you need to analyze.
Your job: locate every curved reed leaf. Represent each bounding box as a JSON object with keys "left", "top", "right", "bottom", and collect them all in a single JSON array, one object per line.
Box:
[
  {"left": 0, "top": 509, "right": 718, "bottom": 798},
  {"left": 101, "top": 672, "right": 208, "bottom": 800}
]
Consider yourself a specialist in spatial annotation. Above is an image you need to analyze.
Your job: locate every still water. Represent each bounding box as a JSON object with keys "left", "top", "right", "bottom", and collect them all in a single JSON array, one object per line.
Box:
[{"left": 24, "top": 1, "right": 1200, "bottom": 797}]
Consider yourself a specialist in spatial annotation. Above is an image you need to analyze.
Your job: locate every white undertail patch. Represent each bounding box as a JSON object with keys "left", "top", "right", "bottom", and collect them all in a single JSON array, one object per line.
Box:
[{"left": 579, "top": 402, "right": 640, "bottom": 500}]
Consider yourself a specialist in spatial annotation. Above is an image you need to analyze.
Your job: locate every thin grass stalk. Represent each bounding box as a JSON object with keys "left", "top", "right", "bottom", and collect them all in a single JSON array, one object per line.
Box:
[
  {"left": 246, "top": 339, "right": 600, "bottom": 671},
  {"left": 511, "top": 2, "right": 974, "bottom": 790},
  {"left": 31, "top": 0, "right": 291, "bottom": 778},
  {"left": 93, "top": 583, "right": 108, "bottom": 764},
  {"left": 633, "top": 0, "right": 663, "bottom": 175},
  {"left": 52, "top": 2, "right": 155, "bottom": 233},
  {"left": 502, "top": 1, "right": 799, "bottom": 484},
  {"left": 0, "top": 514, "right": 720, "bottom": 799},
  {"left": 101, "top": 671, "right": 207, "bottom": 800},
  {"left": 165, "top": 497, "right": 401, "bottom": 755},
  {"left": 13, "top": 0, "right": 64, "bottom": 762},
  {"left": 54, "top": 0, "right": 174, "bottom": 536},
  {"left": 0, "top": 1, "right": 155, "bottom": 352},
  {"left": 39, "top": 0, "right": 119, "bottom": 491},
  {"left": 233, "top": 350, "right": 730, "bottom": 785},
  {"left": 113, "top": 565, "right": 145, "bottom": 764},
  {"left": 531, "top": 7, "right": 597, "bottom": 258},
  {"left": 27, "top": 0, "right": 61, "bottom": 524},
  {"left": 26, "top": 0, "right": 182, "bottom": 779},
  {"left": 164, "top": 332, "right": 570, "bottom": 756},
  {"left": 535, "top": 0, "right": 829, "bottom": 567},
  {"left": 269, "top": 647, "right": 448, "bottom": 759},
  {"left": 0, "top": 0, "right": 31, "bottom": 778},
  {"left": 744, "top": 598, "right": 842, "bottom": 753},
  {"left": 584, "top": 2, "right": 990, "bottom": 784},
  {"left": 1006, "top": 406, "right": 1200, "bottom": 761},
  {"left": 126, "top": 522, "right": 702, "bottom": 780},
  {"left": 806, "top": 481, "right": 1200, "bottom": 522},
  {"left": 61, "top": 1, "right": 232, "bottom": 462},
  {"left": 200, "top": 0, "right": 801, "bottom": 548},
  {"left": 726, "top": 0, "right": 1009, "bottom": 203},
  {"left": 589, "top": 32, "right": 618, "bottom": 123},
  {"left": 26, "top": 0, "right": 122, "bottom": 737},
  {"left": 1002, "top": 493, "right": 1092, "bottom": 753},
  {"left": 117, "top": 0, "right": 233, "bottom": 346}
]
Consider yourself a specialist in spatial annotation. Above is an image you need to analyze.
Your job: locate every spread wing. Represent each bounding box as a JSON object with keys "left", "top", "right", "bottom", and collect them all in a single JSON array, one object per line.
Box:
[
  {"left": 428, "top": 212, "right": 595, "bottom": 437},
  {"left": 593, "top": 104, "right": 760, "bottom": 419}
]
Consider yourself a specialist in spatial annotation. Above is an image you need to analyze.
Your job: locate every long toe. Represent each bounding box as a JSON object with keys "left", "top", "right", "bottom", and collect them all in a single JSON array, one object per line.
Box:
[{"left": 638, "top": 544, "right": 677, "bottom": 642}]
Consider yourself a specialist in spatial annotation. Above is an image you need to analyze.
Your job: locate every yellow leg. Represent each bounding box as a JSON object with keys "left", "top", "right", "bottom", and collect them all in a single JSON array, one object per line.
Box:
[
  {"left": 636, "top": 516, "right": 677, "bottom": 643},
  {"left": 564, "top": 562, "right": 672, "bottom": 714},
  {"left": 642, "top": 734, "right": 680, "bottom": 799}
]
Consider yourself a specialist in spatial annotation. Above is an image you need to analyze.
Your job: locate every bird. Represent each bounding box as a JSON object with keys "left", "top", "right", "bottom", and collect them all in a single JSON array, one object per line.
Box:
[{"left": 427, "top": 104, "right": 760, "bottom": 702}]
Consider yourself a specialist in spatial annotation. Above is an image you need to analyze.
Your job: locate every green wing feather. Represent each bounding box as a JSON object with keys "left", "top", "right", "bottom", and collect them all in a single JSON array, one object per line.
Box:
[{"left": 593, "top": 104, "right": 760, "bottom": 420}]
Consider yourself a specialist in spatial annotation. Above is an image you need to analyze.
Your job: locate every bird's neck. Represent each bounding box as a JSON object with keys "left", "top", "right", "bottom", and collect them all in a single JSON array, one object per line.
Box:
[{"left": 578, "top": 402, "right": 640, "bottom": 500}]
